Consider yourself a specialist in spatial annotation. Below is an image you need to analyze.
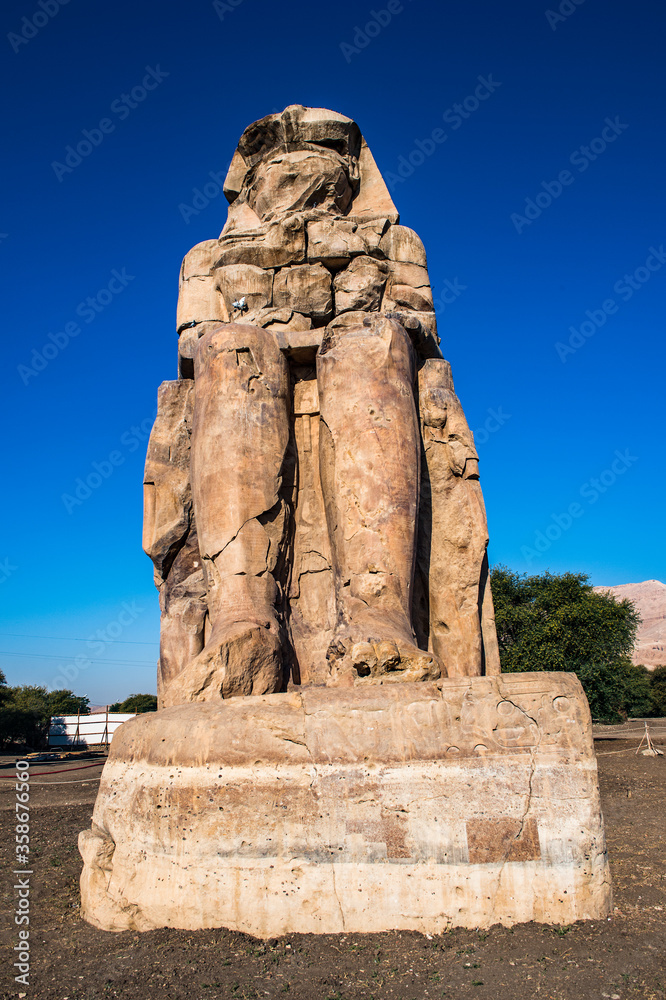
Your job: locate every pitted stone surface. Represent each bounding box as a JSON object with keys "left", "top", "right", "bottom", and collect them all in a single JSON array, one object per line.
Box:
[
  {"left": 79, "top": 107, "right": 609, "bottom": 937},
  {"left": 141, "top": 105, "right": 501, "bottom": 705},
  {"left": 79, "top": 673, "right": 611, "bottom": 935}
]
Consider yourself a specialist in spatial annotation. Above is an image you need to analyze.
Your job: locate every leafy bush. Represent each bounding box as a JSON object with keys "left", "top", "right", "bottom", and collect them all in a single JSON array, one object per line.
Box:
[
  {"left": 650, "top": 666, "right": 666, "bottom": 717},
  {"left": 0, "top": 683, "right": 90, "bottom": 750},
  {"left": 490, "top": 566, "right": 645, "bottom": 722},
  {"left": 108, "top": 693, "right": 157, "bottom": 714},
  {"left": 0, "top": 706, "right": 44, "bottom": 749},
  {"left": 620, "top": 662, "right": 655, "bottom": 718},
  {"left": 574, "top": 659, "right": 655, "bottom": 723}
]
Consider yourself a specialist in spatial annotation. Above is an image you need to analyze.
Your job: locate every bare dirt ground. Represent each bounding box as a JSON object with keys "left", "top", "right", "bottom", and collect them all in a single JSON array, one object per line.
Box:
[{"left": 0, "top": 733, "right": 664, "bottom": 1000}]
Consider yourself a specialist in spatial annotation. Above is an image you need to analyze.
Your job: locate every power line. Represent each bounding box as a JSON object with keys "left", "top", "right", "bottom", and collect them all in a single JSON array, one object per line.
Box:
[
  {"left": 0, "top": 632, "right": 158, "bottom": 646},
  {"left": 0, "top": 650, "right": 155, "bottom": 667}
]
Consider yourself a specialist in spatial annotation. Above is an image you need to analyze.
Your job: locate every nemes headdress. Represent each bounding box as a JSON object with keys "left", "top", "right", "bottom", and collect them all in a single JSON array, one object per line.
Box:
[{"left": 223, "top": 105, "right": 398, "bottom": 225}]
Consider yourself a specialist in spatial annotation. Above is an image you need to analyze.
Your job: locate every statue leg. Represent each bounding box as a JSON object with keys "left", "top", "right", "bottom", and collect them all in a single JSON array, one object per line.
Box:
[
  {"left": 164, "top": 323, "right": 291, "bottom": 702},
  {"left": 418, "top": 359, "right": 499, "bottom": 677},
  {"left": 157, "top": 529, "right": 207, "bottom": 707},
  {"left": 317, "top": 316, "right": 440, "bottom": 684},
  {"left": 479, "top": 550, "right": 501, "bottom": 675},
  {"left": 142, "top": 379, "right": 208, "bottom": 707}
]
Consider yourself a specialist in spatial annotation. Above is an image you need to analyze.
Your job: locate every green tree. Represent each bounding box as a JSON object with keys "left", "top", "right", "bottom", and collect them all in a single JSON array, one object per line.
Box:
[
  {"left": 576, "top": 659, "right": 655, "bottom": 721},
  {"left": 0, "top": 685, "right": 90, "bottom": 749},
  {"left": 49, "top": 690, "right": 90, "bottom": 716},
  {"left": 109, "top": 693, "right": 157, "bottom": 714},
  {"left": 7, "top": 685, "right": 89, "bottom": 716},
  {"left": 620, "top": 663, "right": 655, "bottom": 718},
  {"left": 1, "top": 675, "right": 29, "bottom": 747},
  {"left": 490, "top": 566, "right": 642, "bottom": 722},
  {"left": 650, "top": 666, "right": 666, "bottom": 717}
]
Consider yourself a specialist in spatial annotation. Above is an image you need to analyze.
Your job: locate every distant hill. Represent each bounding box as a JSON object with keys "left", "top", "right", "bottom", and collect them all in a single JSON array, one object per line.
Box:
[{"left": 594, "top": 580, "right": 666, "bottom": 669}]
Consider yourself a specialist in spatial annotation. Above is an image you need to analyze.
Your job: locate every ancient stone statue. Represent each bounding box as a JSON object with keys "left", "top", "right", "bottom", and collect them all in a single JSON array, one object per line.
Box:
[
  {"left": 142, "top": 105, "right": 500, "bottom": 707},
  {"left": 81, "top": 108, "right": 611, "bottom": 938}
]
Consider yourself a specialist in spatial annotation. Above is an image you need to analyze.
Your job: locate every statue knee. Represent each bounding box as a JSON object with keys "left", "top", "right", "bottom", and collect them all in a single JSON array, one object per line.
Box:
[
  {"left": 318, "top": 315, "right": 415, "bottom": 383},
  {"left": 194, "top": 322, "right": 287, "bottom": 391},
  {"left": 195, "top": 320, "right": 280, "bottom": 359}
]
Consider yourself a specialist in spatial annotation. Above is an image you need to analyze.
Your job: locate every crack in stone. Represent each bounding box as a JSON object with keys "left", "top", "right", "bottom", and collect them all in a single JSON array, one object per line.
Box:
[
  {"left": 330, "top": 864, "right": 346, "bottom": 932},
  {"left": 279, "top": 736, "right": 312, "bottom": 762},
  {"left": 208, "top": 497, "right": 282, "bottom": 563},
  {"left": 487, "top": 680, "right": 543, "bottom": 910},
  {"left": 301, "top": 547, "right": 329, "bottom": 562},
  {"left": 495, "top": 682, "right": 540, "bottom": 731},
  {"left": 515, "top": 747, "right": 538, "bottom": 844}
]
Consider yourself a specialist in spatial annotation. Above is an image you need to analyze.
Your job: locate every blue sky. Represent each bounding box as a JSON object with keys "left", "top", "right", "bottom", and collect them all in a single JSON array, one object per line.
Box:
[{"left": 2, "top": 0, "right": 664, "bottom": 704}]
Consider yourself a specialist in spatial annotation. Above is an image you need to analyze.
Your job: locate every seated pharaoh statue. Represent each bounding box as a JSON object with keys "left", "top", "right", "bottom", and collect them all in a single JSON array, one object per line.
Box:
[
  {"left": 81, "top": 107, "right": 611, "bottom": 938},
  {"left": 142, "top": 105, "right": 501, "bottom": 706}
]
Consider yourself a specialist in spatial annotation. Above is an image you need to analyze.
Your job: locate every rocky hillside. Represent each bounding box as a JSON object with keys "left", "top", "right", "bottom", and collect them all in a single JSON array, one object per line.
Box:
[{"left": 594, "top": 580, "right": 666, "bottom": 669}]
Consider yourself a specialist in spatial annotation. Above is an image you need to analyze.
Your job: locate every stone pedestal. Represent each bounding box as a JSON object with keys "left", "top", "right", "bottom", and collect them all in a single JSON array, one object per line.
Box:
[{"left": 79, "top": 672, "right": 611, "bottom": 935}]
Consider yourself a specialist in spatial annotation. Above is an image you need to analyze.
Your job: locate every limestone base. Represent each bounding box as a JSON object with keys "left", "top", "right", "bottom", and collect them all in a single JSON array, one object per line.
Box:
[{"left": 79, "top": 673, "right": 611, "bottom": 935}]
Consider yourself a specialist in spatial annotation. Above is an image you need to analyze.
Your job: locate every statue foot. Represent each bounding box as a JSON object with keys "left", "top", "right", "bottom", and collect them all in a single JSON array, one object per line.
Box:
[
  {"left": 351, "top": 638, "right": 441, "bottom": 683},
  {"left": 327, "top": 634, "right": 441, "bottom": 685},
  {"left": 161, "top": 621, "right": 283, "bottom": 706}
]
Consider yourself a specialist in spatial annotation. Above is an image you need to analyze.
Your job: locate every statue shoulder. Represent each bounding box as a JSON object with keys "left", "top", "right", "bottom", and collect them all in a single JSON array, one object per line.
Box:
[
  {"left": 180, "top": 240, "right": 220, "bottom": 280},
  {"left": 177, "top": 240, "right": 227, "bottom": 335},
  {"left": 379, "top": 225, "right": 428, "bottom": 268}
]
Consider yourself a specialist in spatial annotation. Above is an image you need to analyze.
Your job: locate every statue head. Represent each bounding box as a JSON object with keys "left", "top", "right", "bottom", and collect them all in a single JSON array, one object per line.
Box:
[
  {"left": 246, "top": 147, "right": 356, "bottom": 221},
  {"left": 221, "top": 105, "right": 398, "bottom": 232}
]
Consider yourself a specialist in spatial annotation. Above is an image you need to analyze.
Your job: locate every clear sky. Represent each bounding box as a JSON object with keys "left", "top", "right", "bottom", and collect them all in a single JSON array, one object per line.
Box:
[{"left": 2, "top": 0, "right": 664, "bottom": 704}]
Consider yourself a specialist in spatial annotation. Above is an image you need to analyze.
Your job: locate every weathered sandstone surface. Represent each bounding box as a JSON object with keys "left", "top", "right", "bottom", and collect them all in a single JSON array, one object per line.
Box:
[
  {"left": 80, "top": 673, "right": 610, "bottom": 935},
  {"left": 146, "top": 104, "right": 500, "bottom": 705},
  {"left": 80, "top": 106, "right": 609, "bottom": 936}
]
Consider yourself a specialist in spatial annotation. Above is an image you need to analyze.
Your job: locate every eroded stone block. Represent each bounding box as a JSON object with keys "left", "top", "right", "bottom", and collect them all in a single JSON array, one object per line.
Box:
[
  {"left": 379, "top": 224, "right": 428, "bottom": 265},
  {"left": 273, "top": 263, "right": 332, "bottom": 319},
  {"left": 215, "top": 263, "right": 274, "bottom": 315},
  {"left": 333, "top": 255, "right": 389, "bottom": 312},
  {"left": 79, "top": 673, "right": 611, "bottom": 935},
  {"left": 307, "top": 219, "right": 366, "bottom": 268}
]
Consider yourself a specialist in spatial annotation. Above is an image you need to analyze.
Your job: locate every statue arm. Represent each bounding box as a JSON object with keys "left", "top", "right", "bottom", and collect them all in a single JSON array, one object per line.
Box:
[{"left": 379, "top": 225, "right": 442, "bottom": 359}]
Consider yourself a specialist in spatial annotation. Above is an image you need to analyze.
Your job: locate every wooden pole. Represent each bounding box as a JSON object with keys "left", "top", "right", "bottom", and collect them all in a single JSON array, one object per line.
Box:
[{"left": 637, "top": 720, "right": 664, "bottom": 756}]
